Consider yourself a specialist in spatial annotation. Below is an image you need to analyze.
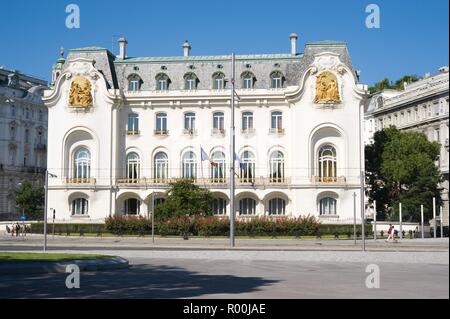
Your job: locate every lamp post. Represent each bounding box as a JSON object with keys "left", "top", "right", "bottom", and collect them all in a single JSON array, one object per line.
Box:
[
  {"left": 229, "top": 53, "right": 236, "bottom": 248},
  {"left": 44, "top": 170, "right": 57, "bottom": 252}
]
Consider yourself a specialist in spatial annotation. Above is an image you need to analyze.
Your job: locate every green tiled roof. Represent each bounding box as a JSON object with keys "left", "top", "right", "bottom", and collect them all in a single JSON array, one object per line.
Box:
[
  {"left": 70, "top": 46, "right": 108, "bottom": 52},
  {"left": 306, "top": 40, "right": 347, "bottom": 46},
  {"left": 114, "top": 53, "right": 303, "bottom": 64}
]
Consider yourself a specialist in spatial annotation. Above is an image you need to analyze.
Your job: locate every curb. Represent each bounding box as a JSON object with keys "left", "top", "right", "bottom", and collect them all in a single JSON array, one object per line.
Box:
[{"left": 0, "top": 256, "right": 129, "bottom": 275}]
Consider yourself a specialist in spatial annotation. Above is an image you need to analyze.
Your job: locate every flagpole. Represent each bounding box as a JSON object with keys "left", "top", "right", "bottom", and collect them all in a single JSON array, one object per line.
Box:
[{"left": 230, "top": 53, "right": 236, "bottom": 248}]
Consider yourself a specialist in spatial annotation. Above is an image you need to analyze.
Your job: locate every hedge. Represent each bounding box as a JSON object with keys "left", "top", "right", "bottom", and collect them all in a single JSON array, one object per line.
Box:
[{"left": 30, "top": 215, "right": 373, "bottom": 238}]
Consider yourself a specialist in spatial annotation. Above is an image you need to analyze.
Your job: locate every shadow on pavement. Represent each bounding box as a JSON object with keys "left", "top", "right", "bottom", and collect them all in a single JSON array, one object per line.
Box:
[{"left": 0, "top": 263, "right": 277, "bottom": 299}]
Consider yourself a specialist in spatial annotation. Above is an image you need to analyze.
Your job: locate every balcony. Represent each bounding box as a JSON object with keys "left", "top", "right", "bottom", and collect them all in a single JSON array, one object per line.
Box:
[
  {"left": 310, "top": 176, "right": 346, "bottom": 185},
  {"left": 269, "top": 128, "right": 285, "bottom": 135},
  {"left": 183, "top": 129, "right": 197, "bottom": 136},
  {"left": 154, "top": 129, "right": 169, "bottom": 136},
  {"left": 116, "top": 178, "right": 147, "bottom": 186},
  {"left": 35, "top": 143, "right": 47, "bottom": 151},
  {"left": 241, "top": 128, "right": 256, "bottom": 135},
  {"left": 211, "top": 128, "right": 226, "bottom": 136},
  {"left": 65, "top": 178, "right": 96, "bottom": 185},
  {"left": 126, "top": 130, "right": 140, "bottom": 136}
]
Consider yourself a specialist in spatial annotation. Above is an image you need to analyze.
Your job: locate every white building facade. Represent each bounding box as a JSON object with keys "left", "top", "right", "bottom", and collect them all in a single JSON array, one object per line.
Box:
[
  {"left": 365, "top": 67, "right": 449, "bottom": 226},
  {"left": 0, "top": 68, "right": 48, "bottom": 220},
  {"left": 43, "top": 36, "right": 367, "bottom": 224}
]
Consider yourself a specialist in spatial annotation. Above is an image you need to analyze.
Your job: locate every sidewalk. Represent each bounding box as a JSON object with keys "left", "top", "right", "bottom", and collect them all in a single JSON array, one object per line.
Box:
[{"left": 1, "top": 233, "right": 448, "bottom": 252}]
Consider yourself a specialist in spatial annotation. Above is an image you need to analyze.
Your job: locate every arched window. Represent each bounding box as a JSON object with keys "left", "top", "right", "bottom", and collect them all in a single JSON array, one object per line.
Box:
[
  {"left": 156, "top": 73, "right": 170, "bottom": 91},
  {"left": 242, "top": 111, "right": 254, "bottom": 132},
  {"left": 182, "top": 151, "right": 197, "bottom": 180},
  {"left": 184, "top": 112, "right": 196, "bottom": 132},
  {"left": 73, "top": 148, "right": 91, "bottom": 181},
  {"left": 269, "top": 151, "right": 285, "bottom": 183},
  {"left": 319, "top": 197, "right": 337, "bottom": 215},
  {"left": 155, "top": 112, "right": 168, "bottom": 134},
  {"left": 268, "top": 198, "right": 286, "bottom": 215},
  {"left": 270, "top": 71, "right": 284, "bottom": 89},
  {"left": 124, "top": 198, "right": 140, "bottom": 215},
  {"left": 184, "top": 73, "right": 198, "bottom": 90},
  {"left": 239, "top": 198, "right": 256, "bottom": 215},
  {"left": 241, "top": 72, "right": 255, "bottom": 89},
  {"left": 128, "top": 74, "right": 142, "bottom": 92},
  {"left": 154, "top": 152, "right": 168, "bottom": 182},
  {"left": 212, "top": 112, "right": 225, "bottom": 133},
  {"left": 212, "top": 197, "right": 227, "bottom": 215},
  {"left": 127, "top": 113, "right": 139, "bottom": 133},
  {"left": 211, "top": 151, "right": 226, "bottom": 183},
  {"left": 72, "top": 198, "right": 88, "bottom": 215},
  {"left": 126, "top": 152, "right": 140, "bottom": 182},
  {"left": 318, "top": 145, "right": 337, "bottom": 182},
  {"left": 212, "top": 72, "right": 225, "bottom": 90},
  {"left": 240, "top": 151, "right": 255, "bottom": 183}
]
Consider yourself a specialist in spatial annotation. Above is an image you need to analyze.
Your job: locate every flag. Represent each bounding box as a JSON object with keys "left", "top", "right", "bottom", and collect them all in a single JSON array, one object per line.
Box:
[
  {"left": 234, "top": 152, "right": 244, "bottom": 169},
  {"left": 200, "top": 147, "right": 209, "bottom": 162},
  {"left": 201, "top": 146, "right": 218, "bottom": 166}
]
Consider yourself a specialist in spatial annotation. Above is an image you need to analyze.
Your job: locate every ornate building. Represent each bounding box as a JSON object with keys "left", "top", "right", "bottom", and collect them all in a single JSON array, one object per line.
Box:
[
  {"left": 43, "top": 35, "right": 368, "bottom": 223},
  {"left": 0, "top": 67, "right": 48, "bottom": 220},
  {"left": 365, "top": 67, "right": 449, "bottom": 226}
]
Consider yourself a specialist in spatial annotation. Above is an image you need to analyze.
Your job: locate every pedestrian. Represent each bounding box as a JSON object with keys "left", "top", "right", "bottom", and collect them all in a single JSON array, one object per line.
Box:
[
  {"left": 15, "top": 223, "right": 20, "bottom": 237},
  {"left": 386, "top": 224, "right": 394, "bottom": 242}
]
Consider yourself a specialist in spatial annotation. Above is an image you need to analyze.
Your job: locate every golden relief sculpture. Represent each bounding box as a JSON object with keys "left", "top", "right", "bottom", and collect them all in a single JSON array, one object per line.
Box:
[
  {"left": 314, "top": 71, "right": 341, "bottom": 103},
  {"left": 69, "top": 77, "right": 93, "bottom": 107}
]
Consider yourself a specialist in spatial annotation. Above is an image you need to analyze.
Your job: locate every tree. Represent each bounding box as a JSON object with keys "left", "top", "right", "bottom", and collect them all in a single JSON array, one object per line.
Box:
[
  {"left": 365, "top": 127, "right": 442, "bottom": 222},
  {"left": 15, "top": 181, "right": 45, "bottom": 220},
  {"left": 155, "top": 179, "right": 214, "bottom": 221},
  {"left": 368, "top": 75, "right": 420, "bottom": 94}
]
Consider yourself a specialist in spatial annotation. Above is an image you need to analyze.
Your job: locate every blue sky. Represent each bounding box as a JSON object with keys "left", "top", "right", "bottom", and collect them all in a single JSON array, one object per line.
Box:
[{"left": 0, "top": 0, "right": 448, "bottom": 85}]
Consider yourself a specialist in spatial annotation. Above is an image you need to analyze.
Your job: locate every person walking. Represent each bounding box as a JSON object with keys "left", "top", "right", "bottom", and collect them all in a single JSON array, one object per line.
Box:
[{"left": 386, "top": 224, "right": 395, "bottom": 242}]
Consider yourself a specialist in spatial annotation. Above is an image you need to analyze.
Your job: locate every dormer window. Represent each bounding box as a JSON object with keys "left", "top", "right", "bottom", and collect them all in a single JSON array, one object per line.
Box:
[
  {"left": 241, "top": 72, "right": 255, "bottom": 89},
  {"left": 128, "top": 74, "right": 142, "bottom": 92},
  {"left": 212, "top": 72, "right": 225, "bottom": 90},
  {"left": 184, "top": 73, "right": 198, "bottom": 90},
  {"left": 270, "top": 71, "right": 284, "bottom": 89},
  {"left": 156, "top": 73, "right": 170, "bottom": 91}
]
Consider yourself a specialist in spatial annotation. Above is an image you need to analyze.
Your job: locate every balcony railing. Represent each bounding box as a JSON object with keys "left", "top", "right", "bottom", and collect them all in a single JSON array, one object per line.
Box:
[
  {"left": 241, "top": 128, "right": 256, "bottom": 135},
  {"left": 35, "top": 143, "right": 47, "bottom": 151},
  {"left": 154, "top": 129, "right": 169, "bottom": 136},
  {"left": 126, "top": 130, "right": 140, "bottom": 135},
  {"left": 183, "top": 129, "right": 197, "bottom": 136},
  {"left": 211, "top": 128, "right": 226, "bottom": 136},
  {"left": 65, "top": 178, "right": 96, "bottom": 184},
  {"left": 269, "top": 128, "right": 285, "bottom": 135},
  {"left": 310, "top": 176, "right": 346, "bottom": 184}
]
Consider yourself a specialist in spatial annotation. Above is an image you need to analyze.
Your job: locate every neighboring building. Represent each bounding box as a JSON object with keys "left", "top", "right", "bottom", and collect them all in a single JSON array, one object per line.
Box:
[
  {"left": 0, "top": 67, "right": 48, "bottom": 221},
  {"left": 43, "top": 35, "right": 368, "bottom": 224},
  {"left": 365, "top": 67, "right": 449, "bottom": 226}
]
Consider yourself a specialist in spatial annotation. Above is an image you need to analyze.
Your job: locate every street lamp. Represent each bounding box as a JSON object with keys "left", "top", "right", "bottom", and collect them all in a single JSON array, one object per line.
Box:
[{"left": 44, "top": 170, "right": 57, "bottom": 252}]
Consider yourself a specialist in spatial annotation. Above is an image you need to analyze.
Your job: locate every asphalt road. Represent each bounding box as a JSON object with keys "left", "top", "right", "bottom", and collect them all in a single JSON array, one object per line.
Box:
[{"left": 0, "top": 250, "right": 448, "bottom": 299}]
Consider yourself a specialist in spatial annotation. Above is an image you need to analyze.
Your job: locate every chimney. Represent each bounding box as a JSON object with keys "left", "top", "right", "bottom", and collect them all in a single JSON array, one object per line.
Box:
[
  {"left": 118, "top": 37, "right": 128, "bottom": 59},
  {"left": 183, "top": 40, "right": 191, "bottom": 57},
  {"left": 290, "top": 33, "right": 298, "bottom": 55}
]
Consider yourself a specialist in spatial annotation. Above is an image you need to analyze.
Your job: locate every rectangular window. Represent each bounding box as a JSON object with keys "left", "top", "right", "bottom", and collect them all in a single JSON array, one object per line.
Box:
[
  {"left": 127, "top": 114, "right": 139, "bottom": 133},
  {"left": 213, "top": 113, "right": 224, "bottom": 130},
  {"left": 25, "top": 129, "right": 30, "bottom": 143},
  {"left": 434, "top": 102, "right": 440, "bottom": 116},
  {"left": 242, "top": 112, "right": 253, "bottom": 130},
  {"left": 434, "top": 128, "right": 440, "bottom": 142},
  {"left": 156, "top": 113, "right": 167, "bottom": 132}
]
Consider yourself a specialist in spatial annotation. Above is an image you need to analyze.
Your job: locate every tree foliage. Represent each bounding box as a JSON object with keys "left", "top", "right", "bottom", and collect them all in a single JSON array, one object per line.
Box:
[
  {"left": 365, "top": 127, "right": 442, "bottom": 222},
  {"left": 15, "top": 181, "right": 44, "bottom": 220},
  {"left": 155, "top": 179, "right": 214, "bottom": 221},
  {"left": 368, "top": 75, "right": 420, "bottom": 94}
]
